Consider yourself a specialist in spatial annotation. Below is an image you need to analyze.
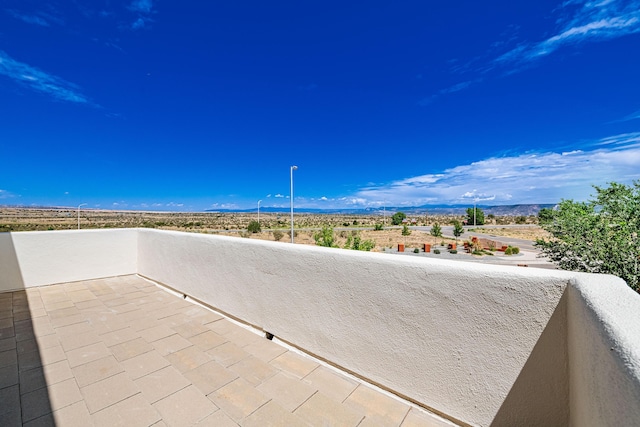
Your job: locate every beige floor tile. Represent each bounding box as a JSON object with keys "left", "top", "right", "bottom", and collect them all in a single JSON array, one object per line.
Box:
[
  {"left": 152, "top": 333, "right": 192, "bottom": 356},
  {"left": 0, "top": 363, "right": 19, "bottom": 389},
  {"left": 294, "top": 392, "right": 363, "bottom": 427},
  {"left": 50, "top": 313, "right": 85, "bottom": 329},
  {"left": 135, "top": 365, "right": 191, "bottom": 403},
  {"left": 92, "top": 393, "right": 162, "bottom": 427},
  {"left": 24, "top": 400, "right": 92, "bottom": 427},
  {"left": 302, "top": 365, "right": 359, "bottom": 402},
  {"left": 67, "top": 290, "right": 97, "bottom": 303},
  {"left": 243, "top": 400, "right": 311, "bottom": 427},
  {"left": 81, "top": 371, "right": 140, "bottom": 414},
  {"left": 153, "top": 385, "right": 219, "bottom": 427},
  {"left": 206, "top": 318, "right": 237, "bottom": 335},
  {"left": 21, "top": 377, "right": 83, "bottom": 422},
  {"left": 183, "top": 360, "right": 238, "bottom": 395},
  {"left": 121, "top": 350, "right": 170, "bottom": 380},
  {"left": 270, "top": 351, "right": 319, "bottom": 379},
  {"left": 0, "top": 384, "right": 21, "bottom": 415},
  {"left": 59, "top": 330, "right": 101, "bottom": 352},
  {"left": 138, "top": 324, "right": 176, "bottom": 343},
  {"left": 54, "top": 321, "right": 94, "bottom": 337},
  {"left": 0, "top": 336, "right": 16, "bottom": 352},
  {"left": 344, "top": 384, "right": 410, "bottom": 426},
  {"left": 229, "top": 355, "right": 279, "bottom": 386},
  {"left": 66, "top": 341, "right": 111, "bottom": 368},
  {"left": 172, "top": 321, "right": 210, "bottom": 338},
  {"left": 194, "top": 409, "right": 238, "bottom": 426},
  {"left": 20, "top": 359, "right": 73, "bottom": 394},
  {"left": 99, "top": 326, "right": 140, "bottom": 347},
  {"left": 243, "top": 338, "right": 288, "bottom": 362},
  {"left": 129, "top": 317, "right": 162, "bottom": 332},
  {"left": 72, "top": 355, "right": 124, "bottom": 387},
  {"left": 189, "top": 330, "right": 228, "bottom": 351},
  {"left": 401, "top": 408, "right": 456, "bottom": 427},
  {"left": 225, "top": 327, "right": 263, "bottom": 348},
  {"left": 74, "top": 298, "right": 105, "bottom": 311},
  {"left": 166, "top": 344, "right": 212, "bottom": 373},
  {"left": 0, "top": 348, "right": 17, "bottom": 367},
  {"left": 257, "top": 372, "right": 317, "bottom": 412},
  {"left": 111, "top": 303, "right": 139, "bottom": 314},
  {"left": 207, "top": 341, "right": 249, "bottom": 367},
  {"left": 110, "top": 337, "right": 154, "bottom": 362},
  {"left": 19, "top": 345, "right": 66, "bottom": 371},
  {"left": 208, "top": 378, "right": 270, "bottom": 422}
]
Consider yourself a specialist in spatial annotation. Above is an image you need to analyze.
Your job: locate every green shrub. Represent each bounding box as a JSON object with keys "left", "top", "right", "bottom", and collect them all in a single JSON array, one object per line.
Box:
[
  {"left": 272, "top": 230, "right": 284, "bottom": 241},
  {"left": 314, "top": 226, "right": 337, "bottom": 247},
  {"left": 434, "top": 249, "right": 441, "bottom": 254},
  {"left": 449, "top": 249, "right": 457, "bottom": 254},
  {"left": 374, "top": 223, "right": 384, "bottom": 231},
  {"left": 413, "top": 248, "right": 420, "bottom": 253},
  {"left": 247, "top": 220, "right": 261, "bottom": 233}
]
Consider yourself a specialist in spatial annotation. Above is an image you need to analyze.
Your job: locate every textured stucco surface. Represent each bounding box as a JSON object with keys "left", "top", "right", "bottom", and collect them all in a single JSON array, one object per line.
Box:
[
  {"left": 2, "top": 228, "right": 638, "bottom": 427},
  {"left": 137, "top": 229, "right": 578, "bottom": 426},
  {"left": 568, "top": 275, "right": 640, "bottom": 426},
  {"left": 0, "top": 229, "right": 137, "bottom": 291}
]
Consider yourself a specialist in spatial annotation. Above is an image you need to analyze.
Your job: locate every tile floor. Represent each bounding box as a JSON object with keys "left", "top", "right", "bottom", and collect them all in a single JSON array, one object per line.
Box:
[{"left": 0, "top": 275, "right": 454, "bottom": 426}]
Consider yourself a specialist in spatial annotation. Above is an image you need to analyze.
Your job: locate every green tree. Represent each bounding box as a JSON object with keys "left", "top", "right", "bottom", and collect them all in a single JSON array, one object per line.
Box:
[
  {"left": 247, "top": 220, "right": 261, "bottom": 233},
  {"left": 401, "top": 224, "right": 411, "bottom": 245},
  {"left": 538, "top": 207, "right": 555, "bottom": 224},
  {"left": 314, "top": 226, "right": 337, "bottom": 247},
  {"left": 430, "top": 223, "right": 442, "bottom": 245},
  {"left": 452, "top": 220, "right": 464, "bottom": 244},
  {"left": 535, "top": 181, "right": 640, "bottom": 292},
  {"left": 391, "top": 212, "right": 406, "bottom": 226},
  {"left": 466, "top": 207, "right": 485, "bottom": 226}
]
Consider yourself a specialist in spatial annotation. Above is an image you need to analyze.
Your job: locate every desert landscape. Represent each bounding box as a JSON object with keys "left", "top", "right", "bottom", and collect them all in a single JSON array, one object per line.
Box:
[{"left": 0, "top": 207, "right": 549, "bottom": 253}]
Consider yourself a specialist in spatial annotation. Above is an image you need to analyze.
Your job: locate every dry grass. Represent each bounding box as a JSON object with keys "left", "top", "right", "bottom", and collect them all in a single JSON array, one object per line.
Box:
[{"left": 1, "top": 208, "right": 546, "bottom": 251}]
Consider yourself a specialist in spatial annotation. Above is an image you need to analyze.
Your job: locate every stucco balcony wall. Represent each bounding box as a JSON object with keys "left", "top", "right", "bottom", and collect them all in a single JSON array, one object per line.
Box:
[{"left": 1, "top": 228, "right": 639, "bottom": 426}]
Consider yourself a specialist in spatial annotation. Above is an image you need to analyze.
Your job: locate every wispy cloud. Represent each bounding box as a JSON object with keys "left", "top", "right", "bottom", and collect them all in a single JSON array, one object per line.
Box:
[
  {"left": 0, "top": 189, "right": 16, "bottom": 199},
  {"left": 352, "top": 132, "right": 640, "bottom": 206},
  {"left": 0, "top": 50, "right": 92, "bottom": 104},
  {"left": 127, "top": 0, "right": 154, "bottom": 30},
  {"left": 6, "top": 9, "right": 49, "bottom": 26},
  {"left": 423, "top": 0, "right": 640, "bottom": 103},
  {"left": 611, "top": 109, "right": 640, "bottom": 123},
  {"left": 496, "top": 0, "right": 640, "bottom": 68}
]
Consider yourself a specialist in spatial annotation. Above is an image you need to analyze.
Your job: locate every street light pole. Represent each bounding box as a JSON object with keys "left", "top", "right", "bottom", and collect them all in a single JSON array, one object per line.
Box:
[
  {"left": 473, "top": 200, "right": 476, "bottom": 227},
  {"left": 257, "top": 200, "right": 262, "bottom": 224},
  {"left": 290, "top": 165, "right": 298, "bottom": 243},
  {"left": 77, "top": 203, "right": 87, "bottom": 230}
]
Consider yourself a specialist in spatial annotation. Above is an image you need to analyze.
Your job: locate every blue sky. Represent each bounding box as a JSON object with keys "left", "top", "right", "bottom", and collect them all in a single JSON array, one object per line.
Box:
[{"left": 1, "top": 0, "right": 639, "bottom": 211}]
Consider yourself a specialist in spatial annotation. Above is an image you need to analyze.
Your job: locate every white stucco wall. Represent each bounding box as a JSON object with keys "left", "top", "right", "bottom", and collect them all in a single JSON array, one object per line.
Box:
[
  {"left": 0, "top": 229, "right": 137, "bottom": 291},
  {"left": 137, "top": 229, "right": 579, "bottom": 426},
  {"left": 568, "top": 275, "right": 640, "bottom": 426},
  {"left": 3, "top": 228, "right": 638, "bottom": 426}
]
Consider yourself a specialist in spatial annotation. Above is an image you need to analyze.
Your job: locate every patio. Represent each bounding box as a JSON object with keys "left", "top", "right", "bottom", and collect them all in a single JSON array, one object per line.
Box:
[{"left": 0, "top": 275, "right": 449, "bottom": 426}]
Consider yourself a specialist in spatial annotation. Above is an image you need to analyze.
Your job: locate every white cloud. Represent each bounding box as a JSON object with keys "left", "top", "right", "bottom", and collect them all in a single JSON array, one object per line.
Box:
[
  {"left": 0, "top": 50, "right": 92, "bottom": 104},
  {"left": 353, "top": 133, "right": 640, "bottom": 206},
  {"left": 424, "top": 0, "right": 640, "bottom": 103},
  {"left": 7, "top": 10, "right": 49, "bottom": 26},
  {"left": 0, "top": 189, "right": 16, "bottom": 199},
  {"left": 129, "top": 0, "right": 153, "bottom": 14},
  {"left": 496, "top": 0, "right": 640, "bottom": 67},
  {"left": 320, "top": 196, "right": 328, "bottom": 201},
  {"left": 274, "top": 194, "right": 285, "bottom": 198},
  {"left": 127, "top": 0, "right": 154, "bottom": 30}
]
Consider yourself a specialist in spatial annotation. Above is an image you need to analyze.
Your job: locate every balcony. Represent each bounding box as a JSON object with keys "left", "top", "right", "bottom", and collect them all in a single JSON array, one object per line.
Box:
[{"left": 1, "top": 228, "right": 639, "bottom": 426}]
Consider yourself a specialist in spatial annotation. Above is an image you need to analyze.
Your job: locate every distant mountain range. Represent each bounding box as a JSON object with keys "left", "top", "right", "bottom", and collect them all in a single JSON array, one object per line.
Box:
[
  {"left": 206, "top": 204, "right": 557, "bottom": 216},
  {"left": 3, "top": 203, "right": 556, "bottom": 216}
]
